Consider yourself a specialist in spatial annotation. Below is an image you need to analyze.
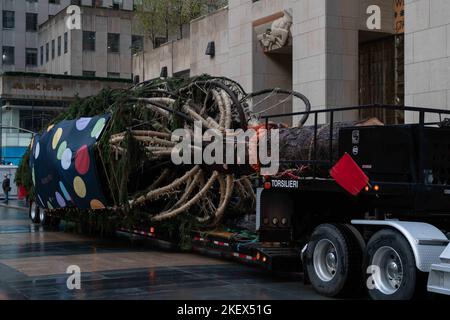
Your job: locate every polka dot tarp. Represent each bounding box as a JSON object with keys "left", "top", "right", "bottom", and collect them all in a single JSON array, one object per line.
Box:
[{"left": 29, "top": 114, "right": 110, "bottom": 211}]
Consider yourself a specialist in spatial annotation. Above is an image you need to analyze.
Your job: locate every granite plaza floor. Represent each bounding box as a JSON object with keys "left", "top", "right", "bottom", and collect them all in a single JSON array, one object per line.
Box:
[{"left": 0, "top": 204, "right": 326, "bottom": 300}]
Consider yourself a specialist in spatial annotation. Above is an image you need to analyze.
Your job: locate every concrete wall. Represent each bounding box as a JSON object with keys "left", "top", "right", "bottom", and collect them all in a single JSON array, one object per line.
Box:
[
  {"left": 134, "top": 0, "right": 397, "bottom": 125},
  {"left": 0, "top": 0, "right": 134, "bottom": 75},
  {"left": 0, "top": 0, "right": 72, "bottom": 72},
  {"left": 405, "top": 0, "right": 450, "bottom": 122},
  {"left": 190, "top": 7, "right": 229, "bottom": 76},
  {"left": 39, "top": 7, "right": 135, "bottom": 79},
  {"left": 0, "top": 74, "right": 130, "bottom": 101},
  {"left": 133, "top": 37, "right": 191, "bottom": 81}
]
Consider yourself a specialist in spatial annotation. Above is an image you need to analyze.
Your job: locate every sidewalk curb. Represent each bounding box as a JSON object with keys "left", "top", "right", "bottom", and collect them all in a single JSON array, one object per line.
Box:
[{"left": 0, "top": 203, "right": 28, "bottom": 212}]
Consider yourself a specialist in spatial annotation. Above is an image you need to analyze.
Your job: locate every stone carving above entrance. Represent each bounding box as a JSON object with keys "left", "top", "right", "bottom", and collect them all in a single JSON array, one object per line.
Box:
[{"left": 257, "top": 10, "right": 293, "bottom": 52}]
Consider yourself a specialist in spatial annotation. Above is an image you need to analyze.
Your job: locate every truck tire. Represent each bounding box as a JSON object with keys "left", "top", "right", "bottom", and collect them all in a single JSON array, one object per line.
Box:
[
  {"left": 365, "top": 229, "right": 424, "bottom": 300},
  {"left": 29, "top": 201, "right": 41, "bottom": 224},
  {"left": 305, "top": 224, "right": 363, "bottom": 297},
  {"left": 39, "top": 209, "right": 48, "bottom": 226}
]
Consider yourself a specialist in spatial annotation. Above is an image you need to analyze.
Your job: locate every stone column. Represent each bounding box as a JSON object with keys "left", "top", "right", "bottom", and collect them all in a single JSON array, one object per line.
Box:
[{"left": 293, "top": 0, "right": 360, "bottom": 125}]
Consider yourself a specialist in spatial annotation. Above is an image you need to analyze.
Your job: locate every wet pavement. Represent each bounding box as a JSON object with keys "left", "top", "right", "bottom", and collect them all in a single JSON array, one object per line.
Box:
[{"left": 0, "top": 204, "right": 327, "bottom": 300}]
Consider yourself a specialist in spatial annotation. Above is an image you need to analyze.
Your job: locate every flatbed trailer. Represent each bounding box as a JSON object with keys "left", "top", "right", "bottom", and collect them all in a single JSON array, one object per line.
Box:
[{"left": 28, "top": 104, "right": 450, "bottom": 300}]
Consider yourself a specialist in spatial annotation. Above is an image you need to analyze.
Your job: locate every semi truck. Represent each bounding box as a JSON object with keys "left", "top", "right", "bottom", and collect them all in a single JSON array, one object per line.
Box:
[
  {"left": 25, "top": 81, "right": 450, "bottom": 299},
  {"left": 254, "top": 104, "right": 450, "bottom": 299}
]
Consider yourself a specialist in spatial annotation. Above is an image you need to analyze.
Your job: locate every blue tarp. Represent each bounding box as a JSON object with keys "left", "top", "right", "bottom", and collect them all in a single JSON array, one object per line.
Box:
[{"left": 29, "top": 115, "right": 110, "bottom": 210}]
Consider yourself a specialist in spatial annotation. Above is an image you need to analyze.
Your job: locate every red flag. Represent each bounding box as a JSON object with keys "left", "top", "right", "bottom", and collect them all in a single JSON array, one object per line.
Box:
[{"left": 330, "top": 153, "right": 369, "bottom": 196}]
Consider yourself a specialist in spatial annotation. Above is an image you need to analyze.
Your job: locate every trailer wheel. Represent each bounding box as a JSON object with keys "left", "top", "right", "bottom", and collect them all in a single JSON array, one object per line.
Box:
[
  {"left": 29, "top": 201, "right": 41, "bottom": 224},
  {"left": 306, "top": 224, "right": 363, "bottom": 297},
  {"left": 365, "top": 229, "right": 424, "bottom": 300},
  {"left": 39, "top": 209, "right": 48, "bottom": 226}
]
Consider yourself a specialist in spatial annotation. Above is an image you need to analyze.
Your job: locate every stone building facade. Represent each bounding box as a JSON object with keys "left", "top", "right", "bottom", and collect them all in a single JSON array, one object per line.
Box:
[{"left": 133, "top": 0, "right": 450, "bottom": 125}]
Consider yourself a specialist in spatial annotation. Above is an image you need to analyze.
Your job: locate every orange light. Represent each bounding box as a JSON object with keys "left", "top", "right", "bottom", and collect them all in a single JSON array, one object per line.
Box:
[
  {"left": 256, "top": 253, "right": 261, "bottom": 260},
  {"left": 264, "top": 182, "right": 271, "bottom": 190},
  {"left": 365, "top": 186, "right": 370, "bottom": 192},
  {"left": 150, "top": 227, "right": 155, "bottom": 234},
  {"left": 374, "top": 185, "right": 380, "bottom": 192}
]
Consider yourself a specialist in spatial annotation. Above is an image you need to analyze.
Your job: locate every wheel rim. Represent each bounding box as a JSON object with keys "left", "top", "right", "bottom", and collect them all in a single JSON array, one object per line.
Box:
[
  {"left": 371, "top": 246, "right": 404, "bottom": 295},
  {"left": 313, "top": 239, "right": 338, "bottom": 282},
  {"left": 30, "top": 204, "right": 36, "bottom": 220}
]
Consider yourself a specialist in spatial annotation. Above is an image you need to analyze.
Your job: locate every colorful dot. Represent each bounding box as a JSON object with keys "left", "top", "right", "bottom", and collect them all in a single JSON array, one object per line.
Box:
[
  {"left": 91, "top": 118, "right": 106, "bottom": 140},
  {"left": 59, "top": 181, "right": 71, "bottom": 201},
  {"left": 47, "top": 201, "right": 54, "bottom": 210},
  {"left": 32, "top": 167, "right": 36, "bottom": 186},
  {"left": 61, "top": 148, "right": 72, "bottom": 170},
  {"left": 90, "top": 199, "right": 105, "bottom": 210},
  {"left": 73, "top": 176, "right": 86, "bottom": 198},
  {"left": 52, "top": 128, "right": 63, "bottom": 150},
  {"left": 75, "top": 145, "right": 90, "bottom": 175},
  {"left": 55, "top": 192, "right": 66, "bottom": 208},
  {"left": 76, "top": 117, "right": 91, "bottom": 131},
  {"left": 47, "top": 124, "right": 55, "bottom": 132},
  {"left": 34, "top": 142, "right": 40, "bottom": 159},
  {"left": 57, "top": 141, "right": 67, "bottom": 160}
]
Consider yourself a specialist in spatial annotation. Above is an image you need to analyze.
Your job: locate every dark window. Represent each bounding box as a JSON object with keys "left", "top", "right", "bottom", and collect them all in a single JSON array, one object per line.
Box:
[
  {"left": 51, "top": 39, "right": 55, "bottom": 59},
  {"left": 20, "top": 110, "right": 58, "bottom": 133},
  {"left": 107, "top": 72, "right": 120, "bottom": 78},
  {"left": 40, "top": 46, "right": 43, "bottom": 65},
  {"left": 3, "top": 11, "right": 15, "bottom": 29},
  {"left": 57, "top": 36, "right": 61, "bottom": 56},
  {"left": 26, "top": 48, "right": 38, "bottom": 66},
  {"left": 83, "top": 31, "right": 96, "bottom": 51},
  {"left": 107, "top": 33, "right": 120, "bottom": 53},
  {"left": 49, "top": 0, "right": 61, "bottom": 4},
  {"left": 112, "top": 0, "right": 123, "bottom": 10},
  {"left": 26, "top": 0, "right": 38, "bottom": 3},
  {"left": 2, "top": 46, "right": 14, "bottom": 65},
  {"left": 132, "top": 35, "right": 143, "bottom": 53},
  {"left": 45, "top": 42, "right": 49, "bottom": 62},
  {"left": 26, "top": 13, "right": 38, "bottom": 31},
  {"left": 82, "top": 70, "right": 96, "bottom": 77},
  {"left": 64, "top": 32, "right": 68, "bottom": 53}
]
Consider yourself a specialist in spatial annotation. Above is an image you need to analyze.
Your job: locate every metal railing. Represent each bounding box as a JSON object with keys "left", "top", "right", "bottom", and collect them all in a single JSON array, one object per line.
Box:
[{"left": 262, "top": 104, "right": 450, "bottom": 181}]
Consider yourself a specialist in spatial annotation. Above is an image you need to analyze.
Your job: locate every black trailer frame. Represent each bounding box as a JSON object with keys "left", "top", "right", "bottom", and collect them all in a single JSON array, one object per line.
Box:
[
  {"left": 263, "top": 104, "right": 450, "bottom": 182},
  {"left": 257, "top": 105, "right": 450, "bottom": 245}
]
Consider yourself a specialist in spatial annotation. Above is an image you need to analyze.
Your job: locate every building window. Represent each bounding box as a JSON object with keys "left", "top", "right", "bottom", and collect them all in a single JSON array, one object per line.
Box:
[
  {"left": 64, "top": 32, "right": 68, "bottom": 53},
  {"left": 132, "top": 35, "right": 143, "bottom": 53},
  {"left": 112, "top": 0, "right": 123, "bottom": 10},
  {"left": 83, "top": 31, "right": 96, "bottom": 51},
  {"left": 94, "top": 0, "right": 103, "bottom": 7},
  {"left": 26, "top": 13, "right": 38, "bottom": 32},
  {"left": 82, "top": 70, "right": 96, "bottom": 77},
  {"left": 107, "top": 72, "right": 120, "bottom": 78},
  {"left": 3, "top": 11, "right": 15, "bottom": 29},
  {"left": 107, "top": 33, "right": 120, "bottom": 53},
  {"left": 26, "top": 48, "right": 38, "bottom": 66},
  {"left": 49, "top": 0, "right": 61, "bottom": 4},
  {"left": 45, "top": 42, "right": 49, "bottom": 62},
  {"left": 51, "top": 39, "right": 55, "bottom": 59},
  {"left": 26, "top": 0, "right": 38, "bottom": 2},
  {"left": 2, "top": 46, "right": 14, "bottom": 65},
  {"left": 40, "top": 46, "right": 43, "bottom": 65},
  {"left": 57, "top": 36, "right": 61, "bottom": 56}
]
